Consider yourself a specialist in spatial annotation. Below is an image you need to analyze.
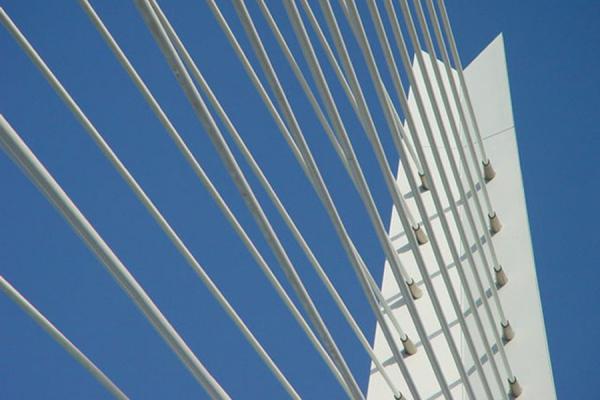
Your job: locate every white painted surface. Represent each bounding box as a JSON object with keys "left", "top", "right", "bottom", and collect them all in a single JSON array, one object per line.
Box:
[{"left": 366, "top": 35, "right": 555, "bottom": 399}]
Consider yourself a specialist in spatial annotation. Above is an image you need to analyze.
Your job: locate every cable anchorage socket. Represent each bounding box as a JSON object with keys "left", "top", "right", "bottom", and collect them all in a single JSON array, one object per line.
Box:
[
  {"left": 489, "top": 211, "right": 503, "bottom": 234},
  {"left": 407, "top": 280, "right": 423, "bottom": 300},
  {"left": 400, "top": 335, "right": 417, "bottom": 356},
  {"left": 412, "top": 223, "right": 428, "bottom": 245},
  {"left": 502, "top": 320, "right": 515, "bottom": 342},
  {"left": 494, "top": 265, "right": 508, "bottom": 288},
  {"left": 483, "top": 159, "right": 496, "bottom": 182},
  {"left": 418, "top": 171, "right": 429, "bottom": 191},
  {"left": 508, "top": 376, "right": 523, "bottom": 397}
]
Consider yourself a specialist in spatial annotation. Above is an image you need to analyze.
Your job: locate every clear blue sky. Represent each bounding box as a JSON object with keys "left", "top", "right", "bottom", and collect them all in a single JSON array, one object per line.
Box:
[{"left": 0, "top": 1, "right": 598, "bottom": 398}]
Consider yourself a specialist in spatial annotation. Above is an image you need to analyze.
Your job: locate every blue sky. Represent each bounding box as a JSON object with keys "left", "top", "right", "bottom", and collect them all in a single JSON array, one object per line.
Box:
[{"left": 0, "top": 1, "right": 598, "bottom": 398}]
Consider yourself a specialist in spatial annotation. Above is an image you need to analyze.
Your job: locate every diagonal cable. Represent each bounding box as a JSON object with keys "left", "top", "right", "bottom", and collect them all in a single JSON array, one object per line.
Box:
[
  {"left": 422, "top": 0, "right": 507, "bottom": 283},
  {"left": 0, "top": 113, "right": 230, "bottom": 400},
  {"left": 409, "top": 0, "right": 518, "bottom": 388},
  {"left": 0, "top": 10, "right": 296, "bottom": 399},
  {"left": 0, "top": 274, "right": 129, "bottom": 400},
  {"left": 436, "top": 0, "right": 495, "bottom": 176},
  {"left": 134, "top": 0, "right": 362, "bottom": 397}
]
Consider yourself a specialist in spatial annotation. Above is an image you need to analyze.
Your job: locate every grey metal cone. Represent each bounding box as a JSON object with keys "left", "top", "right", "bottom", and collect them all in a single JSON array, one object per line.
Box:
[
  {"left": 509, "top": 377, "right": 523, "bottom": 397},
  {"left": 418, "top": 171, "right": 429, "bottom": 191},
  {"left": 412, "top": 224, "right": 428, "bottom": 245},
  {"left": 489, "top": 212, "right": 503, "bottom": 234},
  {"left": 401, "top": 335, "right": 417, "bottom": 356},
  {"left": 502, "top": 320, "right": 515, "bottom": 342},
  {"left": 495, "top": 266, "right": 508, "bottom": 288},
  {"left": 483, "top": 159, "right": 496, "bottom": 181},
  {"left": 407, "top": 280, "right": 423, "bottom": 300}
]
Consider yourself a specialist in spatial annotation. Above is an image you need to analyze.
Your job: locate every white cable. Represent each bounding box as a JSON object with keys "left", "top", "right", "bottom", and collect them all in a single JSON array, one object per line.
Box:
[
  {"left": 80, "top": 1, "right": 361, "bottom": 397},
  {"left": 207, "top": 0, "right": 418, "bottom": 306},
  {"left": 198, "top": 6, "right": 414, "bottom": 396},
  {"left": 208, "top": 2, "right": 440, "bottom": 399},
  {"left": 257, "top": 0, "right": 415, "bottom": 346},
  {"left": 0, "top": 9, "right": 300, "bottom": 399},
  {"left": 336, "top": 1, "right": 484, "bottom": 398},
  {"left": 410, "top": 0, "right": 509, "bottom": 328},
  {"left": 362, "top": 264, "right": 408, "bottom": 341},
  {"left": 386, "top": 0, "right": 515, "bottom": 394},
  {"left": 436, "top": 0, "right": 492, "bottom": 169},
  {"left": 143, "top": 0, "right": 400, "bottom": 396},
  {"left": 380, "top": 0, "right": 508, "bottom": 395},
  {"left": 422, "top": 0, "right": 503, "bottom": 274},
  {"left": 0, "top": 275, "right": 129, "bottom": 400},
  {"left": 0, "top": 113, "right": 230, "bottom": 400},
  {"left": 382, "top": 1, "right": 510, "bottom": 395},
  {"left": 365, "top": 1, "right": 505, "bottom": 398},
  {"left": 299, "top": 0, "right": 425, "bottom": 180},
  {"left": 396, "top": 0, "right": 514, "bottom": 379},
  {"left": 284, "top": 1, "right": 429, "bottom": 396},
  {"left": 411, "top": 0, "right": 517, "bottom": 380},
  {"left": 134, "top": 1, "right": 361, "bottom": 398},
  {"left": 259, "top": 0, "right": 420, "bottom": 234},
  {"left": 311, "top": 2, "right": 468, "bottom": 397}
]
